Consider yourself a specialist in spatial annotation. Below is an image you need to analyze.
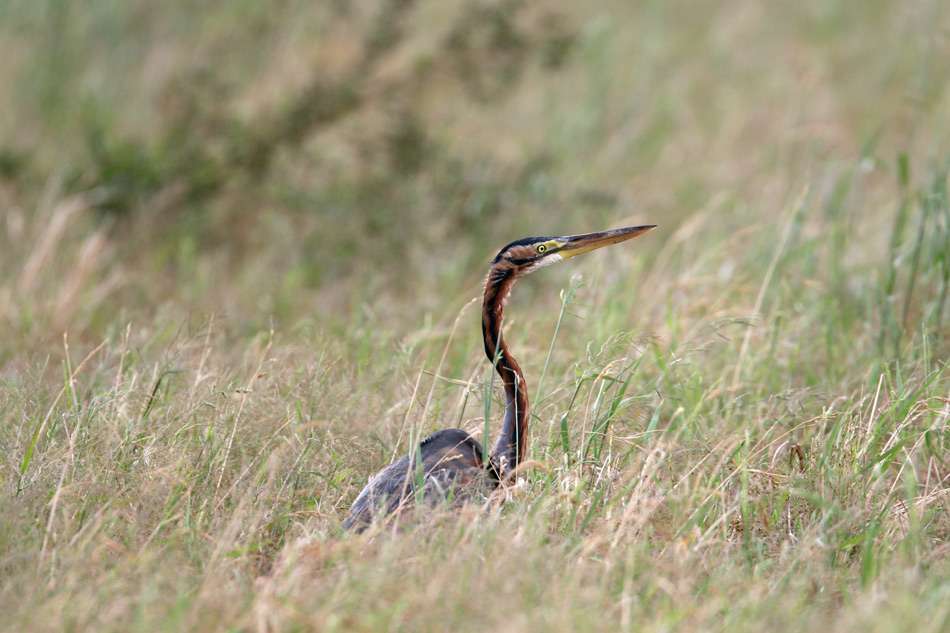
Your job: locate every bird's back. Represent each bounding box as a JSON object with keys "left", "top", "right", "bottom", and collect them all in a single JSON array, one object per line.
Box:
[{"left": 342, "top": 429, "right": 497, "bottom": 532}]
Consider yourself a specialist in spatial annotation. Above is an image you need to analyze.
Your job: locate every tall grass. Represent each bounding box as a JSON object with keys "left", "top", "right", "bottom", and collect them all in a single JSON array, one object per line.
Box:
[{"left": 1, "top": 0, "right": 949, "bottom": 631}]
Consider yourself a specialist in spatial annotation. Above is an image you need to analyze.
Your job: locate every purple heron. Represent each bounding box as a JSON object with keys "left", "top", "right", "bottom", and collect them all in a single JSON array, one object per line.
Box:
[{"left": 343, "top": 225, "right": 656, "bottom": 531}]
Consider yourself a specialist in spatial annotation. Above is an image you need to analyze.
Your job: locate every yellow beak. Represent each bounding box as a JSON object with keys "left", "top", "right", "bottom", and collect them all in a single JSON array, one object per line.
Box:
[{"left": 556, "top": 225, "right": 657, "bottom": 259}]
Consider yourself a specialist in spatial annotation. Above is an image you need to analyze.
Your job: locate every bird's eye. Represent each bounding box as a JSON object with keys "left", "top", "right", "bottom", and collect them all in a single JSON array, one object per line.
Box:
[{"left": 536, "top": 244, "right": 547, "bottom": 254}]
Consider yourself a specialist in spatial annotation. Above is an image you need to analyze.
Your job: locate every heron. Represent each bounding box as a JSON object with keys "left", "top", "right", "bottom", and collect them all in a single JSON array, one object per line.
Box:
[{"left": 342, "top": 225, "right": 656, "bottom": 531}]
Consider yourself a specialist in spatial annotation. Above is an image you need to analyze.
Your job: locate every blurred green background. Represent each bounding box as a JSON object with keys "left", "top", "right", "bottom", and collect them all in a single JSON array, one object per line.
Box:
[{"left": 2, "top": 0, "right": 946, "bottom": 350}]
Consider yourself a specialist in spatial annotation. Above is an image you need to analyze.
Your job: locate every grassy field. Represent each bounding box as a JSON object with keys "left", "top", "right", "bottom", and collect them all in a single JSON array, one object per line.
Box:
[{"left": 2, "top": 0, "right": 950, "bottom": 631}]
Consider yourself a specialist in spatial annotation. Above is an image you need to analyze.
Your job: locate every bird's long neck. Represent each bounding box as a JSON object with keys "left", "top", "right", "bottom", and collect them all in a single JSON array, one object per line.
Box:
[{"left": 482, "top": 264, "right": 529, "bottom": 478}]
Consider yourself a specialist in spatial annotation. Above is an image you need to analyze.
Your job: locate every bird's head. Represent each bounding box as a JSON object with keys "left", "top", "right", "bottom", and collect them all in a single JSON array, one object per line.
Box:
[{"left": 491, "top": 225, "right": 657, "bottom": 279}]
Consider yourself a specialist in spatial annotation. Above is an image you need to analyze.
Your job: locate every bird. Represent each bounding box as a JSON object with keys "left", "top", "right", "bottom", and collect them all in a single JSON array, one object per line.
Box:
[{"left": 342, "top": 224, "right": 656, "bottom": 531}]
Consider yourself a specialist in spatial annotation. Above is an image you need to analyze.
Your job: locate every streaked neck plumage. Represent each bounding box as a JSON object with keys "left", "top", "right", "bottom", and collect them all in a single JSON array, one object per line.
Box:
[{"left": 482, "top": 260, "right": 531, "bottom": 477}]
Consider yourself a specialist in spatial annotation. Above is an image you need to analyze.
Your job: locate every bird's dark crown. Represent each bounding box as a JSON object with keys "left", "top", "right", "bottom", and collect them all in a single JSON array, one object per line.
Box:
[{"left": 492, "top": 236, "right": 554, "bottom": 264}]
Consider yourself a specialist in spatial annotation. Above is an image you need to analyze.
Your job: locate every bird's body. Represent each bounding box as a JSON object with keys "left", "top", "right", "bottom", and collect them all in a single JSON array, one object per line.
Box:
[
  {"left": 341, "top": 429, "right": 496, "bottom": 531},
  {"left": 343, "top": 225, "right": 656, "bottom": 532}
]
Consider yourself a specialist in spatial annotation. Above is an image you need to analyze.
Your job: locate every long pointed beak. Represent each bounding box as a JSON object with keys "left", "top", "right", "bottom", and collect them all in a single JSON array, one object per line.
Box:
[{"left": 555, "top": 225, "right": 657, "bottom": 259}]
